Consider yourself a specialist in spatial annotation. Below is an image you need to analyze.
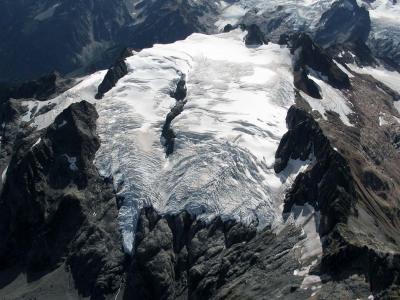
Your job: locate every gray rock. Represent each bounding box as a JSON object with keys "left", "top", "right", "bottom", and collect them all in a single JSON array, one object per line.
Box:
[{"left": 0, "top": 101, "right": 124, "bottom": 299}]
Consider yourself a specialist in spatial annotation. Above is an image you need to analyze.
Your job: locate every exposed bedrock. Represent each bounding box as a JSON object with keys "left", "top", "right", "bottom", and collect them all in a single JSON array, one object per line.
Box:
[
  {"left": 314, "top": 0, "right": 371, "bottom": 48},
  {"left": 161, "top": 75, "right": 187, "bottom": 156},
  {"left": 95, "top": 48, "right": 133, "bottom": 99},
  {"left": 127, "top": 0, "right": 220, "bottom": 49},
  {"left": 0, "top": 71, "right": 73, "bottom": 103},
  {"left": 281, "top": 33, "right": 351, "bottom": 98},
  {"left": 124, "top": 207, "right": 310, "bottom": 300},
  {"left": 275, "top": 106, "right": 356, "bottom": 236},
  {"left": 0, "top": 101, "right": 124, "bottom": 298},
  {"left": 221, "top": 23, "right": 268, "bottom": 46},
  {"left": 275, "top": 105, "right": 400, "bottom": 298},
  {"left": 243, "top": 24, "right": 269, "bottom": 46}
]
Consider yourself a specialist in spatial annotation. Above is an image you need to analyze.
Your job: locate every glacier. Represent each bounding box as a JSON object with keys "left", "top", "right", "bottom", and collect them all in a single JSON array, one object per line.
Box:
[{"left": 94, "top": 30, "right": 304, "bottom": 253}]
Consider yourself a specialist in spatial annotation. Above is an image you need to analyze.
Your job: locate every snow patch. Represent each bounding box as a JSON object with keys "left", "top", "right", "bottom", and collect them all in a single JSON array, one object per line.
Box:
[
  {"left": 334, "top": 60, "right": 354, "bottom": 78},
  {"left": 301, "top": 275, "right": 322, "bottom": 290},
  {"left": 21, "top": 71, "right": 105, "bottom": 130},
  {"left": 301, "top": 74, "right": 354, "bottom": 126},
  {"left": 215, "top": 2, "right": 248, "bottom": 29},
  {"left": 1, "top": 166, "right": 8, "bottom": 183},
  {"left": 215, "top": 0, "right": 337, "bottom": 31},
  {"left": 379, "top": 112, "right": 389, "bottom": 126},
  {"left": 348, "top": 64, "right": 400, "bottom": 95},
  {"left": 290, "top": 204, "right": 322, "bottom": 291},
  {"left": 58, "top": 120, "right": 67, "bottom": 128},
  {"left": 31, "top": 138, "right": 42, "bottom": 149},
  {"left": 64, "top": 154, "right": 78, "bottom": 171}
]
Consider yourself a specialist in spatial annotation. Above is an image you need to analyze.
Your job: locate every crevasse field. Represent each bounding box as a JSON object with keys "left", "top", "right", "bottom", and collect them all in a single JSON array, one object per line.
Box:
[{"left": 95, "top": 30, "right": 307, "bottom": 253}]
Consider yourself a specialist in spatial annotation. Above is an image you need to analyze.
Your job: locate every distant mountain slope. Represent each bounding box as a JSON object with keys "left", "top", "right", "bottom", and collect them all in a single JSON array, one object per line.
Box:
[
  {"left": 0, "top": 0, "right": 132, "bottom": 83},
  {"left": 0, "top": 0, "right": 222, "bottom": 83}
]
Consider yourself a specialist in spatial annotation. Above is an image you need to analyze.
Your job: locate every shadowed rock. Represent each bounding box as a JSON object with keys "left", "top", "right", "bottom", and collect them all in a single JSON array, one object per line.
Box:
[
  {"left": 161, "top": 75, "right": 187, "bottom": 156},
  {"left": 283, "top": 33, "right": 351, "bottom": 95},
  {"left": 243, "top": 24, "right": 269, "bottom": 46},
  {"left": 0, "top": 72, "right": 73, "bottom": 103},
  {"left": 95, "top": 48, "right": 133, "bottom": 99},
  {"left": 0, "top": 101, "right": 124, "bottom": 298},
  {"left": 124, "top": 207, "right": 309, "bottom": 300}
]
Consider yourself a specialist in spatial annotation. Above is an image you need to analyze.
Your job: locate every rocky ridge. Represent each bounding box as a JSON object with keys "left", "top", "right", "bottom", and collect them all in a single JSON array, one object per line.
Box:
[{"left": 0, "top": 101, "right": 124, "bottom": 299}]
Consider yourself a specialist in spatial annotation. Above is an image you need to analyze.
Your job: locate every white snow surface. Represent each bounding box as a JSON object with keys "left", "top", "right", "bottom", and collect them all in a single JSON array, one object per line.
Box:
[{"left": 94, "top": 30, "right": 300, "bottom": 253}]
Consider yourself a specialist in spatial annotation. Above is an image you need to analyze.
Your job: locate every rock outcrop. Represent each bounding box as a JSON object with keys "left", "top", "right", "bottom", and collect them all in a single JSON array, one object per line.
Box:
[
  {"left": 0, "top": 101, "right": 124, "bottom": 298},
  {"left": 0, "top": 0, "right": 133, "bottom": 83},
  {"left": 314, "top": 0, "right": 371, "bottom": 48},
  {"left": 95, "top": 48, "right": 133, "bottom": 99},
  {"left": 275, "top": 105, "right": 356, "bottom": 235},
  {"left": 124, "top": 207, "right": 310, "bottom": 300},
  {"left": 161, "top": 75, "right": 187, "bottom": 156},
  {"left": 284, "top": 33, "right": 351, "bottom": 93},
  {"left": 275, "top": 101, "right": 400, "bottom": 298},
  {"left": 0, "top": 72, "right": 73, "bottom": 103},
  {"left": 243, "top": 24, "right": 269, "bottom": 46}
]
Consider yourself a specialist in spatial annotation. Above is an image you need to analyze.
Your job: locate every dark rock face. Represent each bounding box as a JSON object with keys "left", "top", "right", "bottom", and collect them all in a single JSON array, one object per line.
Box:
[
  {"left": 314, "top": 0, "right": 371, "bottom": 48},
  {"left": 0, "top": 101, "right": 124, "bottom": 298},
  {"left": 328, "top": 40, "right": 377, "bottom": 67},
  {"left": 0, "top": 0, "right": 132, "bottom": 83},
  {"left": 127, "top": 0, "right": 219, "bottom": 49},
  {"left": 362, "top": 170, "right": 389, "bottom": 192},
  {"left": 0, "top": 72, "right": 73, "bottom": 103},
  {"left": 0, "top": 0, "right": 223, "bottom": 83},
  {"left": 275, "top": 104, "right": 400, "bottom": 298},
  {"left": 161, "top": 76, "right": 187, "bottom": 156},
  {"left": 275, "top": 106, "right": 356, "bottom": 236},
  {"left": 223, "top": 24, "right": 235, "bottom": 33},
  {"left": 241, "top": 7, "right": 300, "bottom": 44},
  {"left": 287, "top": 33, "right": 351, "bottom": 92},
  {"left": 293, "top": 69, "right": 322, "bottom": 99},
  {"left": 124, "top": 207, "right": 310, "bottom": 300},
  {"left": 95, "top": 49, "right": 133, "bottom": 99},
  {"left": 243, "top": 24, "right": 269, "bottom": 46}
]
